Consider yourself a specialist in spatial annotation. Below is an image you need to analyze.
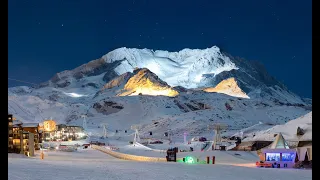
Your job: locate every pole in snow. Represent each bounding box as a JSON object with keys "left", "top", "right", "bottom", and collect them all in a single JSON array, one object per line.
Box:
[
  {"left": 81, "top": 115, "right": 87, "bottom": 131},
  {"left": 131, "top": 125, "right": 140, "bottom": 144},
  {"left": 184, "top": 132, "right": 188, "bottom": 144}
]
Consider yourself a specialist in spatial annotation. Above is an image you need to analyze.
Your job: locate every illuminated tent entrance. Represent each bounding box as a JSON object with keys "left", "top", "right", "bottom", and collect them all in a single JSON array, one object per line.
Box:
[{"left": 261, "top": 133, "right": 297, "bottom": 168}]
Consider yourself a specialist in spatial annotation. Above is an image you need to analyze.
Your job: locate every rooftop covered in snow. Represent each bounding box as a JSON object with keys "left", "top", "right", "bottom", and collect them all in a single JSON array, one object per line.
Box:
[{"left": 243, "top": 112, "right": 312, "bottom": 142}]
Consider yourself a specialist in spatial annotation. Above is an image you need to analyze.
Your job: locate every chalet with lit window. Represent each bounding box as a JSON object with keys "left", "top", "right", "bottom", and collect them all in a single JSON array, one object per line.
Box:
[
  {"left": 12, "top": 122, "right": 41, "bottom": 153},
  {"left": 8, "top": 114, "right": 13, "bottom": 152}
]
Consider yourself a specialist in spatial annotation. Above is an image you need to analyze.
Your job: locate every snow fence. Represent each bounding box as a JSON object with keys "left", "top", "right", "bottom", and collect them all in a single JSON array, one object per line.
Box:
[{"left": 92, "top": 145, "right": 173, "bottom": 162}]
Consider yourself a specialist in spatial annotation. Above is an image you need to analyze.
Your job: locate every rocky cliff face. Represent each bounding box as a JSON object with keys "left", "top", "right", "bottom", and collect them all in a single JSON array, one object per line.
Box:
[
  {"left": 118, "top": 68, "right": 179, "bottom": 97},
  {"left": 203, "top": 77, "right": 249, "bottom": 98}
]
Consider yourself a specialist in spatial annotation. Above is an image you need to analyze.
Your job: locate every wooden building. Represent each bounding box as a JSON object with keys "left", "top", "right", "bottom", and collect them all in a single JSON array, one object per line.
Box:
[
  {"left": 8, "top": 114, "right": 14, "bottom": 152},
  {"left": 65, "top": 125, "right": 85, "bottom": 140},
  {"left": 12, "top": 122, "right": 41, "bottom": 153},
  {"left": 21, "top": 123, "right": 41, "bottom": 150},
  {"left": 252, "top": 141, "right": 273, "bottom": 151},
  {"left": 54, "top": 124, "right": 85, "bottom": 141},
  {"left": 231, "top": 140, "right": 272, "bottom": 151},
  {"left": 40, "top": 120, "right": 86, "bottom": 142}
]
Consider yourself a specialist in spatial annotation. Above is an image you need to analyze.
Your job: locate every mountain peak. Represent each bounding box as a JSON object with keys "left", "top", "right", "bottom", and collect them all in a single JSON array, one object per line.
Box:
[
  {"left": 203, "top": 77, "right": 250, "bottom": 98},
  {"left": 36, "top": 46, "right": 306, "bottom": 105},
  {"left": 100, "top": 46, "right": 238, "bottom": 88},
  {"left": 118, "top": 68, "right": 179, "bottom": 97}
]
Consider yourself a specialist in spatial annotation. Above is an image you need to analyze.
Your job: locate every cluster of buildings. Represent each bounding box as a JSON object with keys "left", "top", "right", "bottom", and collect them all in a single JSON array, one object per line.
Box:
[
  {"left": 258, "top": 133, "right": 312, "bottom": 168},
  {"left": 8, "top": 114, "right": 86, "bottom": 156},
  {"left": 232, "top": 133, "right": 312, "bottom": 168}
]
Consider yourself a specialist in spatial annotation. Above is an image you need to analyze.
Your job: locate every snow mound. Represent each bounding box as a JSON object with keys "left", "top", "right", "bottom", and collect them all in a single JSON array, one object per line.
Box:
[{"left": 243, "top": 112, "right": 312, "bottom": 142}]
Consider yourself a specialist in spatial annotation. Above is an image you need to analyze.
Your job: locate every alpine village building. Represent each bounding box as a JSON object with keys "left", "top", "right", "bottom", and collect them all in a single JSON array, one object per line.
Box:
[{"left": 8, "top": 114, "right": 86, "bottom": 156}]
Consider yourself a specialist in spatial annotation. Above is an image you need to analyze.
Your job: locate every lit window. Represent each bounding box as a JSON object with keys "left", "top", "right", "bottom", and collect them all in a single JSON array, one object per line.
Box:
[
  {"left": 266, "top": 153, "right": 280, "bottom": 161},
  {"left": 282, "top": 153, "right": 295, "bottom": 161}
]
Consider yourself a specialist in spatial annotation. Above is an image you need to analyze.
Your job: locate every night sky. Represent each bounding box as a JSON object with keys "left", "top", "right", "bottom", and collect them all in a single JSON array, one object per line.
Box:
[{"left": 8, "top": 0, "right": 312, "bottom": 98}]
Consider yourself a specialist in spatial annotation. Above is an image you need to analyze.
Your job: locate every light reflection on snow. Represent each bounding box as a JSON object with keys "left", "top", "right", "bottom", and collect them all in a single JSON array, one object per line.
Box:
[
  {"left": 146, "top": 62, "right": 162, "bottom": 77},
  {"left": 63, "top": 92, "right": 87, "bottom": 98},
  {"left": 195, "top": 74, "right": 203, "bottom": 83}
]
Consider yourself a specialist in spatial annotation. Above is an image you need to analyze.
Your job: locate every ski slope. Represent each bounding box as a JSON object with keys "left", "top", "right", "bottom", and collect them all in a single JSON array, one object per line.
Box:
[{"left": 9, "top": 148, "right": 312, "bottom": 180}]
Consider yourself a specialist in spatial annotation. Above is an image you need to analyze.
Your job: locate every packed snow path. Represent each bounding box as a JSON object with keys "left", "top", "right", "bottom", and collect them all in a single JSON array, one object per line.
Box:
[{"left": 9, "top": 148, "right": 311, "bottom": 180}]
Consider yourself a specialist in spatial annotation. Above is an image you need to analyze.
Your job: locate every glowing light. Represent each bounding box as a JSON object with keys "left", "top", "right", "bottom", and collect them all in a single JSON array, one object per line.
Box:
[
  {"left": 203, "top": 77, "right": 250, "bottom": 99},
  {"left": 120, "top": 75, "right": 179, "bottom": 97},
  {"left": 195, "top": 74, "right": 203, "bottom": 82},
  {"left": 128, "top": 87, "right": 179, "bottom": 97},
  {"left": 63, "top": 92, "right": 87, "bottom": 98},
  {"left": 77, "top": 132, "right": 85, "bottom": 137},
  {"left": 43, "top": 120, "right": 56, "bottom": 131},
  {"left": 184, "top": 156, "right": 195, "bottom": 164},
  {"left": 146, "top": 62, "right": 162, "bottom": 76}
]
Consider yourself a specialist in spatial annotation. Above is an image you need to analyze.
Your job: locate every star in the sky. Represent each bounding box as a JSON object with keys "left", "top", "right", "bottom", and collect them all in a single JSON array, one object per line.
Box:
[{"left": 61, "top": 24, "right": 64, "bottom": 27}]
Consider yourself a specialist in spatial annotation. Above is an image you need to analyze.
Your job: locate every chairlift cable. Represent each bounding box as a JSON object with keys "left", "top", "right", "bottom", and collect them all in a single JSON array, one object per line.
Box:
[{"left": 8, "top": 78, "right": 38, "bottom": 86}]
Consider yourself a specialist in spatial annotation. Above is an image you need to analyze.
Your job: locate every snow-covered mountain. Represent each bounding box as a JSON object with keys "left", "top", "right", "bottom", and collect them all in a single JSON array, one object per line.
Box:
[
  {"left": 118, "top": 68, "right": 179, "bottom": 97},
  {"left": 8, "top": 46, "right": 312, "bottom": 139},
  {"left": 36, "top": 46, "right": 309, "bottom": 105}
]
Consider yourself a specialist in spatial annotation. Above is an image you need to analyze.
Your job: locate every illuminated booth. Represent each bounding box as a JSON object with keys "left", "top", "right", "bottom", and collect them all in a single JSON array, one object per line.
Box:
[{"left": 260, "top": 133, "right": 297, "bottom": 168}]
